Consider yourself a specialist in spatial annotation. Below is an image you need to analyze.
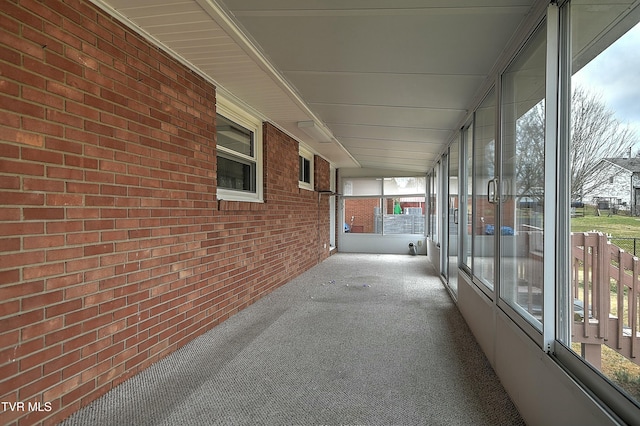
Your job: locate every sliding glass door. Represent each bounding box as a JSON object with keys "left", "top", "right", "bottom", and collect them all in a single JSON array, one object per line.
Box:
[
  {"left": 499, "top": 23, "right": 547, "bottom": 330},
  {"left": 473, "top": 89, "right": 497, "bottom": 291},
  {"left": 448, "top": 142, "right": 460, "bottom": 294}
]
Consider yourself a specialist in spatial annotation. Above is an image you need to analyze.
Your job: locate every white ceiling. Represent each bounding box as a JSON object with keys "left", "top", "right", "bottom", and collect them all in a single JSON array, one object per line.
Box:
[{"left": 96, "top": 0, "right": 537, "bottom": 173}]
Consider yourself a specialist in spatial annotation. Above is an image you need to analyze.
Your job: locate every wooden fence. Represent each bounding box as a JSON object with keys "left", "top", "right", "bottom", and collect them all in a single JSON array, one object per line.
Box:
[{"left": 572, "top": 232, "right": 639, "bottom": 369}]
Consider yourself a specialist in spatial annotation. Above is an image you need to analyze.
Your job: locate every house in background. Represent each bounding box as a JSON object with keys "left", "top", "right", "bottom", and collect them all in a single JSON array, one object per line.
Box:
[{"left": 586, "top": 157, "right": 640, "bottom": 215}]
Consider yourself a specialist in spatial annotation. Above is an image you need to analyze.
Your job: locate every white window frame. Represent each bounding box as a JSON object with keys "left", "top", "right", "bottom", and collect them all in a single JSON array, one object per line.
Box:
[
  {"left": 298, "top": 145, "right": 314, "bottom": 191},
  {"left": 216, "top": 95, "right": 263, "bottom": 202}
]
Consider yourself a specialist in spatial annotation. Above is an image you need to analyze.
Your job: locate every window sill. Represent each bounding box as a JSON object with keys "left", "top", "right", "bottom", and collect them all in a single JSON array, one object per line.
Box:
[{"left": 298, "top": 182, "right": 314, "bottom": 191}]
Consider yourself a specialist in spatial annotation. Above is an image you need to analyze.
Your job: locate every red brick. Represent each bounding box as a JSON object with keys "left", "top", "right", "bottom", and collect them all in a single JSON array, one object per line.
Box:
[
  {"left": 65, "top": 257, "right": 99, "bottom": 273},
  {"left": 22, "top": 85, "right": 64, "bottom": 110},
  {"left": 0, "top": 208, "right": 20, "bottom": 221},
  {"left": 42, "top": 350, "right": 81, "bottom": 376},
  {"left": 22, "top": 117, "right": 64, "bottom": 138},
  {"left": 46, "top": 273, "right": 83, "bottom": 290},
  {"left": 23, "top": 262, "right": 65, "bottom": 280},
  {"left": 0, "top": 191, "right": 45, "bottom": 205},
  {"left": 0, "top": 310, "right": 44, "bottom": 332},
  {"left": 66, "top": 47, "right": 99, "bottom": 71},
  {"left": 22, "top": 147, "right": 61, "bottom": 165},
  {"left": 3, "top": 2, "right": 44, "bottom": 34},
  {"left": 23, "top": 207, "right": 65, "bottom": 220},
  {"left": 0, "top": 269, "right": 20, "bottom": 286},
  {"left": 46, "top": 137, "right": 83, "bottom": 155},
  {"left": 0, "top": 94, "right": 45, "bottom": 118},
  {"left": 66, "top": 182, "right": 100, "bottom": 194},
  {"left": 47, "top": 194, "right": 84, "bottom": 206},
  {"left": 46, "top": 220, "right": 83, "bottom": 234},
  {"left": 0, "top": 251, "right": 45, "bottom": 269},
  {"left": 0, "top": 238, "right": 20, "bottom": 252},
  {"left": 67, "top": 208, "right": 100, "bottom": 220},
  {"left": 46, "top": 247, "right": 84, "bottom": 262},
  {"left": 84, "top": 267, "right": 115, "bottom": 282},
  {"left": 22, "top": 21, "right": 63, "bottom": 52},
  {"left": 20, "top": 317, "right": 63, "bottom": 340},
  {"left": 0, "top": 367, "right": 42, "bottom": 398},
  {"left": 0, "top": 175, "right": 20, "bottom": 190},
  {"left": 23, "top": 178, "right": 65, "bottom": 192},
  {"left": 0, "top": 142, "right": 20, "bottom": 158},
  {"left": 62, "top": 354, "right": 97, "bottom": 380},
  {"left": 64, "top": 128, "right": 99, "bottom": 145},
  {"left": 0, "top": 221, "right": 44, "bottom": 237},
  {"left": 84, "top": 219, "right": 114, "bottom": 231},
  {"left": 46, "top": 166, "right": 83, "bottom": 181},
  {"left": 0, "top": 299, "right": 20, "bottom": 317},
  {"left": 45, "top": 51, "right": 83, "bottom": 79},
  {"left": 84, "top": 170, "right": 114, "bottom": 184},
  {"left": 0, "top": 357, "right": 19, "bottom": 381},
  {"left": 23, "top": 234, "right": 65, "bottom": 250},
  {"left": 46, "top": 299, "right": 83, "bottom": 318},
  {"left": 84, "top": 243, "right": 113, "bottom": 256},
  {"left": 42, "top": 375, "right": 82, "bottom": 402},
  {"left": 61, "top": 380, "right": 95, "bottom": 408},
  {"left": 0, "top": 160, "right": 44, "bottom": 176},
  {"left": 66, "top": 231, "right": 100, "bottom": 245},
  {"left": 62, "top": 331, "right": 97, "bottom": 354},
  {"left": 22, "top": 291, "right": 64, "bottom": 312},
  {"left": 0, "top": 44, "right": 21, "bottom": 67},
  {"left": 45, "top": 324, "right": 82, "bottom": 347}
]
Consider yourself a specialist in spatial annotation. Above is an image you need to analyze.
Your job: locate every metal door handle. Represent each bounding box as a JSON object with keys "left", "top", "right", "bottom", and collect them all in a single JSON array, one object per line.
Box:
[{"left": 487, "top": 178, "right": 498, "bottom": 204}]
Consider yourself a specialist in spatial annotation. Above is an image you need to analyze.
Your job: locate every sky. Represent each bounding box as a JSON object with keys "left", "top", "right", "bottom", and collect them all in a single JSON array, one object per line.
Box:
[{"left": 572, "top": 21, "right": 640, "bottom": 143}]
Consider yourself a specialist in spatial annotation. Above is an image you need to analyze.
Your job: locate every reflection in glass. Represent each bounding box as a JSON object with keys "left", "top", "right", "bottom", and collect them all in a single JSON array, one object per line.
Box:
[
  {"left": 473, "top": 89, "right": 496, "bottom": 290},
  {"left": 343, "top": 198, "right": 381, "bottom": 234},
  {"left": 383, "top": 197, "right": 426, "bottom": 235},
  {"left": 448, "top": 141, "right": 460, "bottom": 293},
  {"left": 430, "top": 168, "right": 438, "bottom": 243},
  {"left": 217, "top": 155, "right": 255, "bottom": 192},
  {"left": 217, "top": 114, "right": 253, "bottom": 156},
  {"left": 564, "top": 2, "right": 640, "bottom": 407},
  {"left": 462, "top": 124, "right": 473, "bottom": 270},
  {"left": 500, "top": 23, "right": 546, "bottom": 328},
  {"left": 343, "top": 197, "right": 425, "bottom": 234}
]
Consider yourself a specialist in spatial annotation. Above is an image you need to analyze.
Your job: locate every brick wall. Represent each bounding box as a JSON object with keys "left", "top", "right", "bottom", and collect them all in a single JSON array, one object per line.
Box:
[
  {"left": 0, "top": 1, "right": 331, "bottom": 424},
  {"left": 345, "top": 198, "right": 380, "bottom": 233}
]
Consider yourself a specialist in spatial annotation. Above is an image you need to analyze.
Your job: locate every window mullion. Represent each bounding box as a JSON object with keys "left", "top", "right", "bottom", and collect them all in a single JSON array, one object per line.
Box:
[{"left": 543, "top": 2, "right": 560, "bottom": 353}]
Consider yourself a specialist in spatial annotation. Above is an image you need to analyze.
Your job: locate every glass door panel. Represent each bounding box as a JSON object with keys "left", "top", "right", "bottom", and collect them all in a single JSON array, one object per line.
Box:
[
  {"left": 448, "top": 143, "right": 460, "bottom": 294},
  {"left": 473, "top": 89, "right": 497, "bottom": 290},
  {"left": 500, "top": 24, "right": 547, "bottom": 329},
  {"left": 440, "top": 156, "right": 449, "bottom": 280},
  {"left": 461, "top": 123, "right": 473, "bottom": 271},
  {"left": 562, "top": 1, "right": 640, "bottom": 408},
  {"left": 430, "top": 168, "right": 438, "bottom": 244}
]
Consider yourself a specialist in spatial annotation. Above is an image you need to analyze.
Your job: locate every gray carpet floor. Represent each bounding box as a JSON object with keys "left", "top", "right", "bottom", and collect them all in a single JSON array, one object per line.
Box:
[{"left": 61, "top": 254, "right": 525, "bottom": 426}]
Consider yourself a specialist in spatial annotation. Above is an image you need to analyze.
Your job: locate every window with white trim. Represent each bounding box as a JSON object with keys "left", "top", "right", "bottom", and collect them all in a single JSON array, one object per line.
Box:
[
  {"left": 298, "top": 146, "right": 314, "bottom": 190},
  {"left": 216, "top": 96, "right": 263, "bottom": 202}
]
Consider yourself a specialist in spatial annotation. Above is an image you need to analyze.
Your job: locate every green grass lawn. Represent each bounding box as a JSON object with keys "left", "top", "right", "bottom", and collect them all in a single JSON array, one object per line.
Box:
[{"left": 571, "top": 212, "right": 640, "bottom": 237}]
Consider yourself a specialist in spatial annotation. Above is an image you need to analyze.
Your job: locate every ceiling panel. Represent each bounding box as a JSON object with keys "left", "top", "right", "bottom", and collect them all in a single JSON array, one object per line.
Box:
[
  {"left": 331, "top": 123, "right": 449, "bottom": 144},
  {"left": 311, "top": 103, "right": 462, "bottom": 129},
  {"left": 285, "top": 72, "right": 484, "bottom": 110},
  {"left": 230, "top": 13, "right": 528, "bottom": 75},
  {"left": 98, "top": 0, "right": 537, "bottom": 172}
]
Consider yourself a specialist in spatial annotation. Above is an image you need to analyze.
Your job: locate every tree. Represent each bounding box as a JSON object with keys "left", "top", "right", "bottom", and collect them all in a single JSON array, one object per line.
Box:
[
  {"left": 570, "top": 86, "right": 637, "bottom": 201},
  {"left": 514, "top": 86, "right": 637, "bottom": 203},
  {"left": 515, "top": 100, "right": 545, "bottom": 203}
]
